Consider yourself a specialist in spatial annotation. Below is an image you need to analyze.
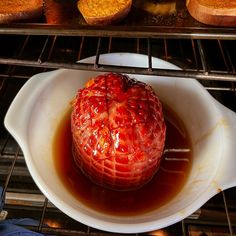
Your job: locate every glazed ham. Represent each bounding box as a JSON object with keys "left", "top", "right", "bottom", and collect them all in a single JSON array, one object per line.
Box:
[{"left": 71, "top": 73, "right": 166, "bottom": 190}]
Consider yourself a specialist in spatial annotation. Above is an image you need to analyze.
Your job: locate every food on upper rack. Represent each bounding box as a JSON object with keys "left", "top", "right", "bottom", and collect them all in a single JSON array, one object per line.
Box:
[
  {"left": 0, "top": 0, "right": 43, "bottom": 23},
  {"left": 133, "top": 0, "right": 176, "bottom": 15},
  {"left": 71, "top": 73, "right": 166, "bottom": 191},
  {"left": 186, "top": 0, "right": 236, "bottom": 26},
  {"left": 77, "top": 0, "right": 132, "bottom": 25},
  {"left": 44, "top": 0, "right": 80, "bottom": 25}
]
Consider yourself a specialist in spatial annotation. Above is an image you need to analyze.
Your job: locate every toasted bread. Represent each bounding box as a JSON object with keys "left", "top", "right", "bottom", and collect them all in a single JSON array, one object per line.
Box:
[
  {"left": 77, "top": 0, "right": 132, "bottom": 25},
  {"left": 0, "top": 0, "right": 43, "bottom": 23},
  {"left": 187, "top": 0, "right": 236, "bottom": 26}
]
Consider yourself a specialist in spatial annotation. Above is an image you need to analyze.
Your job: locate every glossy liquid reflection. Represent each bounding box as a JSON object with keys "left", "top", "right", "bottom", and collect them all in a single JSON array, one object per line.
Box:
[{"left": 53, "top": 106, "right": 192, "bottom": 216}]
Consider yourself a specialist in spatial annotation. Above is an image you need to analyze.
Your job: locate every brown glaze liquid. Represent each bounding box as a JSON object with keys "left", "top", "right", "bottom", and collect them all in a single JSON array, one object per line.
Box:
[{"left": 53, "top": 106, "right": 192, "bottom": 216}]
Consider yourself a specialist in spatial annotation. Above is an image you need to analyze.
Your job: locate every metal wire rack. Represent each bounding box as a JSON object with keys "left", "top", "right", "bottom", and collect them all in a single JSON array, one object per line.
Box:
[
  {"left": 0, "top": 33, "right": 236, "bottom": 235},
  {"left": 0, "top": 35, "right": 235, "bottom": 81}
]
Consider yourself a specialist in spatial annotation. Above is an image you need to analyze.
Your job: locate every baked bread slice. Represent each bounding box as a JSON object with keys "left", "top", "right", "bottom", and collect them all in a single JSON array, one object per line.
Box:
[
  {"left": 77, "top": 0, "right": 132, "bottom": 25},
  {"left": 186, "top": 0, "right": 236, "bottom": 26},
  {"left": 0, "top": 0, "right": 43, "bottom": 23}
]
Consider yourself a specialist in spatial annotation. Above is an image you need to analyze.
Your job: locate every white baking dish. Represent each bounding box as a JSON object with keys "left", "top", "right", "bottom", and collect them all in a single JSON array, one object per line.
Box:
[{"left": 4, "top": 53, "right": 236, "bottom": 233}]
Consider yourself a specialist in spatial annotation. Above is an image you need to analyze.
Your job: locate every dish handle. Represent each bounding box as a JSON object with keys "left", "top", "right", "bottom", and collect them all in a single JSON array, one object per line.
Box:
[{"left": 215, "top": 102, "right": 236, "bottom": 191}]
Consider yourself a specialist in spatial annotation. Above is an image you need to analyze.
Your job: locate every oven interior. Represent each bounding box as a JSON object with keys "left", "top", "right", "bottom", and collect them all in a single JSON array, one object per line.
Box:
[{"left": 0, "top": 2, "right": 236, "bottom": 235}]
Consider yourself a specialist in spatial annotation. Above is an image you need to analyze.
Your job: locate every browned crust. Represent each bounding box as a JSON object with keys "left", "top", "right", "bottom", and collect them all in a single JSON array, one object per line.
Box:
[
  {"left": 190, "top": 0, "right": 236, "bottom": 9},
  {"left": 0, "top": 0, "right": 43, "bottom": 23},
  {"left": 78, "top": 0, "right": 132, "bottom": 25},
  {"left": 187, "top": 0, "right": 236, "bottom": 26}
]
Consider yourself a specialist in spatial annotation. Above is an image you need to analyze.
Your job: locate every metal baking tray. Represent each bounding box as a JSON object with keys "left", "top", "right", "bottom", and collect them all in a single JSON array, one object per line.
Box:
[{"left": 0, "top": 0, "right": 236, "bottom": 39}]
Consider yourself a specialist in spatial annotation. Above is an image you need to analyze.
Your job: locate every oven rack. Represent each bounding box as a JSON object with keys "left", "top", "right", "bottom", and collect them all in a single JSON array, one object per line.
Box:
[
  {"left": 0, "top": 35, "right": 235, "bottom": 83},
  {"left": 0, "top": 34, "right": 236, "bottom": 235},
  {"left": 1, "top": 23, "right": 236, "bottom": 40}
]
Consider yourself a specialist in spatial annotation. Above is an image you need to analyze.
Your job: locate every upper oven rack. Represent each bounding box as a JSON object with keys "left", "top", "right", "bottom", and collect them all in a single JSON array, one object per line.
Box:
[
  {"left": 0, "top": 35, "right": 235, "bottom": 83},
  {"left": 1, "top": 23, "right": 236, "bottom": 40}
]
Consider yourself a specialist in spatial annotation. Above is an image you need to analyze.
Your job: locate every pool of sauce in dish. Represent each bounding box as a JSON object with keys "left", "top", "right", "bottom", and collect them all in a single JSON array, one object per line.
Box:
[{"left": 53, "top": 106, "right": 192, "bottom": 216}]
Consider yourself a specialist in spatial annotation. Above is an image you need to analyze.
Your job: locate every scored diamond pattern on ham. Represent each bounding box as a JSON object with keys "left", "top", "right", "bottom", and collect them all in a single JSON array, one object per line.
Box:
[{"left": 71, "top": 73, "right": 166, "bottom": 190}]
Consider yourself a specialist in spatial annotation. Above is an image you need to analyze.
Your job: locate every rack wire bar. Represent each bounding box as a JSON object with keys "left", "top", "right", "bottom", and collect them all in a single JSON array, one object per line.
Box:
[
  {"left": 147, "top": 38, "right": 152, "bottom": 72},
  {"left": 0, "top": 58, "right": 235, "bottom": 82},
  {"left": 94, "top": 37, "right": 102, "bottom": 69},
  {"left": 38, "top": 198, "right": 49, "bottom": 233},
  {"left": 0, "top": 24, "right": 236, "bottom": 40},
  {"left": 38, "top": 36, "right": 51, "bottom": 64},
  {"left": 222, "top": 191, "right": 234, "bottom": 236},
  {"left": 197, "top": 39, "right": 209, "bottom": 73},
  {"left": 1, "top": 147, "right": 20, "bottom": 200}
]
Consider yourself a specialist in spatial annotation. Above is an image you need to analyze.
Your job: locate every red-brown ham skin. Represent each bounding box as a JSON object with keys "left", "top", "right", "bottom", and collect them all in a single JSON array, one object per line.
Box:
[{"left": 71, "top": 73, "right": 166, "bottom": 191}]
